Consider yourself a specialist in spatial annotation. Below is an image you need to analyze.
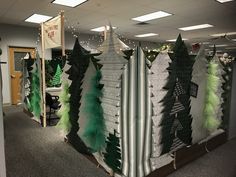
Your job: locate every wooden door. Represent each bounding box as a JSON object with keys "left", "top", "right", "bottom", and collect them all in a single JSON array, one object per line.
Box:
[{"left": 9, "top": 47, "right": 36, "bottom": 105}]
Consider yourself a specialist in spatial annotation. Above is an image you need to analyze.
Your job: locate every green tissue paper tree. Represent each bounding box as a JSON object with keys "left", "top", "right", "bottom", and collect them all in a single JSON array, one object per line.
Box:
[
  {"left": 50, "top": 64, "right": 62, "bottom": 87},
  {"left": 57, "top": 82, "right": 71, "bottom": 134},
  {"left": 82, "top": 70, "right": 106, "bottom": 152},
  {"left": 30, "top": 61, "right": 41, "bottom": 120},
  {"left": 203, "top": 60, "right": 221, "bottom": 131},
  {"left": 103, "top": 131, "right": 122, "bottom": 174}
]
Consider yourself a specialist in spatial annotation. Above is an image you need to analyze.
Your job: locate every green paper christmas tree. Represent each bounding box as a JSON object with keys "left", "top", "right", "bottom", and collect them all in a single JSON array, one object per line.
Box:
[
  {"left": 50, "top": 64, "right": 62, "bottom": 87},
  {"left": 160, "top": 35, "right": 193, "bottom": 154},
  {"left": 82, "top": 69, "right": 106, "bottom": 152},
  {"left": 29, "top": 60, "right": 41, "bottom": 120},
  {"left": 103, "top": 131, "right": 122, "bottom": 174},
  {"left": 57, "top": 81, "right": 71, "bottom": 134},
  {"left": 66, "top": 38, "right": 90, "bottom": 153},
  {"left": 203, "top": 60, "right": 221, "bottom": 131}
]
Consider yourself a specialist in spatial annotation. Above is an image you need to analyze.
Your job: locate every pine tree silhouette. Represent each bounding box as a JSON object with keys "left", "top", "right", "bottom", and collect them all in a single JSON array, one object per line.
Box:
[
  {"left": 103, "top": 131, "right": 122, "bottom": 174},
  {"left": 66, "top": 38, "right": 90, "bottom": 153}
]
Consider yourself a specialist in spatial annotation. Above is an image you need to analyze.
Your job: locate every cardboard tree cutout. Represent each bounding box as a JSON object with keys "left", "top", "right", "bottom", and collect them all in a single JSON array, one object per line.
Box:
[
  {"left": 29, "top": 52, "right": 41, "bottom": 121},
  {"left": 191, "top": 47, "right": 209, "bottom": 143},
  {"left": 66, "top": 38, "right": 90, "bottom": 153},
  {"left": 160, "top": 35, "right": 193, "bottom": 154}
]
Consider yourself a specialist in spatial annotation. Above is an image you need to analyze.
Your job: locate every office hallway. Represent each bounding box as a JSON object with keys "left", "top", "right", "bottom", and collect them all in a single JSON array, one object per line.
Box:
[{"left": 3, "top": 106, "right": 236, "bottom": 177}]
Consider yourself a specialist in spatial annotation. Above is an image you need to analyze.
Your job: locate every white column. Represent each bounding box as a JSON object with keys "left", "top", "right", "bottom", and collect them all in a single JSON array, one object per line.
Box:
[{"left": 0, "top": 62, "right": 6, "bottom": 177}]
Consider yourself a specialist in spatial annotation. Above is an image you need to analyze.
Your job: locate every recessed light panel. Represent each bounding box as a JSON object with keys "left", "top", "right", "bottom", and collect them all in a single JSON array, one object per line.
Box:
[
  {"left": 216, "top": 0, "right": 234, "bottom": 3},
  {"left": 179, "top": 24, "right": 213, "bottom": 31},
  {"left": 91, "top": 26, "right": 117, "bottom": 32},
  {"left": 167, "top": 38, "right": 188, "bottom": 42},
  {"left": 52, "top": 0, "right": 88, "bottom": 7},
  {"left": 25, "top": 14, "right": 52, "bottom": 23},
  {"left": 209, "top": 44, "right": 228, "bottom": 47},
  {"left": 132, "top": 11, "right": 172, "bottom": 22},
  {"left": 211, "top": 32, "right": 236, "bottom": 37},
  {"left": 135, "top": 33, "right": 158, "bottom": 38}
]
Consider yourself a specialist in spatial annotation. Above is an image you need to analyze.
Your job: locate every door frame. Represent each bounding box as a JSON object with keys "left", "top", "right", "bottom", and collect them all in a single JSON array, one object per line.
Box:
[{"left": 8, "top": 46, "right": 36, "bottom": 105}]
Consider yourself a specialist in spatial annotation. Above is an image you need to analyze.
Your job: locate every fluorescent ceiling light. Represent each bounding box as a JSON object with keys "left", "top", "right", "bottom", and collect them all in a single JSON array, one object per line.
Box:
[
  {"left": 179, "top": 24, "right": 213, "bottom": 31},
  {"left": 202, "top": 42, "right": 210, "bottom": 44},
  {"left": 91, "top": 26, "right": 117, "bottom": 32},
  {"left": 132, "top": 11, "right": 172, "bottom": 22},
  {"left": 232, "top": 39, "right": 236, "bottom": 41},
  {"left": 25, "top": 14, "right": 52, "bottom": 23},
  {"left": 135, "top": 33, "right": 158, "bottom": 38},
  {"left": 167, "top": 38, "right": 188, "bottom": 42},
  {"left": 216, "top": 0, "right": 234, "bottom": 3},
  {"left": 211, "top": 32, "right": 236, "bottom": 37},
  {"left": 209, "top": 44, "right": 228, "bottom": 47},
  {"left": 52, "top": 0, "right": 88, "bottom": 7}
]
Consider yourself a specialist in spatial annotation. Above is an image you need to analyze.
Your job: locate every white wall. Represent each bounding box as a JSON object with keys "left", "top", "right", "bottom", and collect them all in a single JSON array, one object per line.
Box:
[{"left": 0, "top": 24, "right": 51, "bottom": 104}]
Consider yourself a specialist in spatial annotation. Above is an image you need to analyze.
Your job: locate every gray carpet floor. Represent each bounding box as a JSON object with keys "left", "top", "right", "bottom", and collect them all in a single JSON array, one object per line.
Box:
[
  {"left": 168, "top": 138, "right": 236, "bottom": 177},
  {"left": 4, "top": 106, "right": 109, "bottom": 177},
  {"left": 3, "top": 106, "right": 236, "bottom": 177}
]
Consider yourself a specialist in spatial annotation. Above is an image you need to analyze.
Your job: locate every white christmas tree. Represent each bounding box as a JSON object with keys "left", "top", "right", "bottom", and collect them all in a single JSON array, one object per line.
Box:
[
  {"left": 149, "top": 52, "right": 174, "bottom": 170},
  {"left": 191, "top": 47, "right": 209, "bottom": 143},
  {"left": 93, "top": 26, "right": 127, "bottom": 176}
]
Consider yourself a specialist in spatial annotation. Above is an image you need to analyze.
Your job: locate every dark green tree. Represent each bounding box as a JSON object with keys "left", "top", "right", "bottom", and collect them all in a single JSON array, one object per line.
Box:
[
  {"left": 160, "top": 35, "right": 194, "bottom": 154},
  {"left": 103, "top": 131, "right": 122, "bottom": 175},
  {"left": 66, "top": 38, "right": 90, "bottom": 153},
  {"left": 220, "top": 61, "right": 233, "bottom": 130},
  {"left": 24, "top": 55, "right": 35, "bottom": 110}
]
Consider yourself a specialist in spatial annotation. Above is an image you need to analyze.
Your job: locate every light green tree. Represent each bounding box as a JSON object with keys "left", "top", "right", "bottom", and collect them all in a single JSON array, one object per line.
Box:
[{"left": 50, "top": 64, "right": 62, "bottom": 87}]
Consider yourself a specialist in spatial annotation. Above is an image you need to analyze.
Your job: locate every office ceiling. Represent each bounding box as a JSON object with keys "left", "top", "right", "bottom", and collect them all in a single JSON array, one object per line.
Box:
[{"left": 0, "top": 0, "right": 236, "bottom": 51}]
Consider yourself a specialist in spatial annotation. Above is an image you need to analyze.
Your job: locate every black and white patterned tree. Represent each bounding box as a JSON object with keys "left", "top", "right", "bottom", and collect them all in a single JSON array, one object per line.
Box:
[{"left": 160, "top": 35, "right": 194, "bottom": 154}]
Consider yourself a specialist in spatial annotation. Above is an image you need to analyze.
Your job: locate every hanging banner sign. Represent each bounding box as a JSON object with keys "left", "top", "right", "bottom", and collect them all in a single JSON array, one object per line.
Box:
[{"left": 43, "top": 15, "right": 62, "bottom": 49}]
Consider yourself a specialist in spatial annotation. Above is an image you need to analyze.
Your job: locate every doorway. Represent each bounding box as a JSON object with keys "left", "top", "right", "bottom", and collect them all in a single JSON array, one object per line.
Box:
[{"left": 9, "top": 47, "right": 36, "bottom": 105}]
